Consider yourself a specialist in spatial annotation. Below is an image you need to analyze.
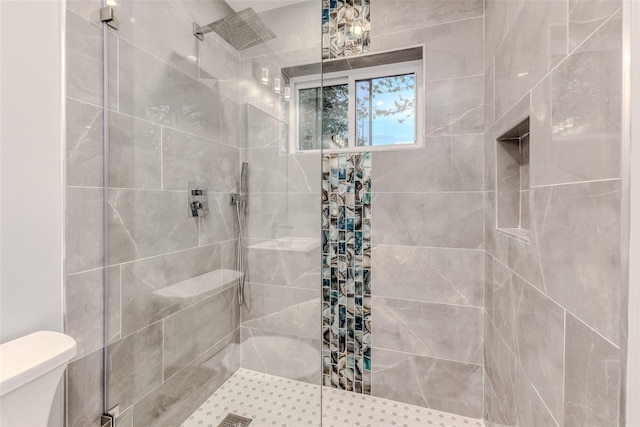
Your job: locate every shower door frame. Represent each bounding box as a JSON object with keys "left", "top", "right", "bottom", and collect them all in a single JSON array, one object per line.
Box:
[{"left": 623, "top": 0, "right": 640, "bottom": 425}]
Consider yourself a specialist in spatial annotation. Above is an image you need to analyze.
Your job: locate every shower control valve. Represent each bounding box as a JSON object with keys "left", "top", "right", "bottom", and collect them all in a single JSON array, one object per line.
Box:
[{"left": 188, "top": 181, "right": 209, "bottom": 218}]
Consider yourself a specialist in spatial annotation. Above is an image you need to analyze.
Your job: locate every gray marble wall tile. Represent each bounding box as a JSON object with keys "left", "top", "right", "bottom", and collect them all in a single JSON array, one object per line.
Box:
[
  {"left": 66, "top": 187, "right": 103, "bottom": 274},
  {"left": 425, "top": 75, "right": 484, "bottom": 136},
  {"left": 107, "top": 322, "right": 163, "bottom": 410},
  {"left": 67, "top": 266, "right": 120, "bottom": 359},
  {"left": 372, "top": 17, "right": 483, "bottom": 82},
  {"left": 239, "top": 327, "right": 321, "bottom": 385},
  {"left": 372, "top": 348, "right": 482, "bottom": 418},
  {"left": 200, "top": 37, "right": 240, "bottom": 102},
  {"left": 568, "top": 0, "right": 621, "bottom": 51},
  {"left": 241, "top": 147, "right": 287, "bottom": 194},
  {"left": 239, "top": 1, "right": 320, "bottom": 59},
  {"left": 246, "top": 242, "right": 319, "bottom": 288},
  {"left": 163, "top": 287, "right": 239, "bottom": 378},
  {"left": 370, "top": 0, "right": 483, "bottom": 36},
  {"left": 108, "top": 189, "right": 199, "bottom": 264},
  {"left": 67, "top": 349, "right": 104, "bottom": 427},
  {"left": 484, "top": 60, "right": 495, "bottom": 130},
  {"left": 246, "top": 193, "right": 318, "bottom": 240},
  {"left": 372, "top": 296, "right": 483, "bottom": 364},
  {"left": 373, "top": 192, "right": 484, "bottom": 249},
  {"left": 162, "top": 128, "right": 238, "bottom": 192},
  {"left": 167, "top": 0, "right": 234, "bottom": 32},
  {"left": 221, "top": 96, "right": 240, "bottom": 148},
  {"left": 564, "top": 313, "right": 620, "bottom": 427},
  {"left": 241, "top": 103, "right": 281, "bottom": 149},
  {"left": 514, "top": 366, "right": 559, "bottom": 427},
  {"left": 532, "top": 180, "right": 621, "bottom": 344},
  {"left": 287, "top": 154, "right": 321, "bottom": 193},
  {"left": 109, "top": 112, "right": 162, "bottom": 190},
  {"left": 372, "top": 245, "right": 483, "bottom": 307},
  {"left": 132, "top": 330, "right": 239, "bottom": 427},
  {"left": 373, "top": 135, "right": 483, "bottom": 192},
  {"left": 120, "top": 243, "right": 222, "bottom": 336},
  {"left": 484, "top": 315, "right": 517, "bottom": 427},
  {"left": 484, "top": 254, "right": 495, "bottom": 320},
  {"left": 66, "top": 98, "right": 103, "bottom": 187},
  {"left": 494, "top": 1, "right": 567, "bottom": 119},
  {"left": 241, "top": 282, "right": 318, "bottom": 323},
  {"left": 118, "top": 40, "right": 221, "bottom": 142},
  {"left": 116, "top": 0, "right": 200, "bottom": 78},
  {"left": 530, "top": 12, "right": 621, "bottom": 186},
  {"left": 66, "top": 10, "right": 102, "bottom": 106},
  {"left": 242, "top": 284, "right": 319, "bottom": 339},
  {"left": 198, "top": 192, "right": 236, "bottom": 245},
  {"left": 484, "top": 0, "right": 508, "bottom": 71},
  {"left": 66, "top": 0, "right": 102, "bottom": 23}
]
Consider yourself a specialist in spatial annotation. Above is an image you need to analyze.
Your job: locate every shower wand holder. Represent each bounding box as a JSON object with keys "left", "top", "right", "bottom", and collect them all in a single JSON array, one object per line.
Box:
[{"left": 229, "top": 193, "right": 245, "bottom": 205}]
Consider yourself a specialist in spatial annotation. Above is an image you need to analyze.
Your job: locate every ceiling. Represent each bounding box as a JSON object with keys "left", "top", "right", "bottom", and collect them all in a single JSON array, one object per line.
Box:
[{"left": 226, "top": 0, "right": 308, "bottom": 13}]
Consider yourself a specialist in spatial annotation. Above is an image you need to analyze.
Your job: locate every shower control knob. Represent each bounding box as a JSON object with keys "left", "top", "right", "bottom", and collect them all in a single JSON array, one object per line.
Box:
[{"left": 188, "top": 181, "right": 209, "bottom": 218}]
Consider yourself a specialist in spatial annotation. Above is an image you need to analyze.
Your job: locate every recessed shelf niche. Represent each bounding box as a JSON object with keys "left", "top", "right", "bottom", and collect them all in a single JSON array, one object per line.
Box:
[{"left": 496, "top": 117, "right": 530, "bottom": 243}]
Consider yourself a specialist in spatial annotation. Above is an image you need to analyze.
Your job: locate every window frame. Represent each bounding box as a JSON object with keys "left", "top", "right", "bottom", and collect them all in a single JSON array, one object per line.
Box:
[{"left": 290, "top": 60, "right": 424, "bottom": 153}]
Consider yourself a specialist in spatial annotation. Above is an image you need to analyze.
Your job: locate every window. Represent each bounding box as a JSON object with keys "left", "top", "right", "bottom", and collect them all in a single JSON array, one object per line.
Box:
[{"left": 291, "top": 61, "right": 422, "bottom": 152}]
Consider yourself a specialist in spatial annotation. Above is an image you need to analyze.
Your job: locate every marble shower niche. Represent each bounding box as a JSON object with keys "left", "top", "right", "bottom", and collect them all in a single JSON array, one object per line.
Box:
[{"left": 496, "top": 117, "right": 530, "bottom": 242}]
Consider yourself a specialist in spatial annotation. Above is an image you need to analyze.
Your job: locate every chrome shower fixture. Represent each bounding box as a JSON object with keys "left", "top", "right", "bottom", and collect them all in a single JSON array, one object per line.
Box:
[{"left": 193, "top": 8, "right": 276, "bottom": 51}]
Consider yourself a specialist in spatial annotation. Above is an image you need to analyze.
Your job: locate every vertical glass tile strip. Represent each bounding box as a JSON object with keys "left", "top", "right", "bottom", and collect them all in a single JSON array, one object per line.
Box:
[{"left": 322, "top": 152, "right": 371, "bottom": 394}]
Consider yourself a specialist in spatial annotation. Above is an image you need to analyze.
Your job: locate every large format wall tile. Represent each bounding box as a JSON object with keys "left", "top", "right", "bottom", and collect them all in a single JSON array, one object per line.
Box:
[
  {"left": 109, "top": 112, "right": 162, "bottom": 189},
  {"left": 107, "top": 322, "right": 163, "bottom": 410},
  {"left": 162, "top": 128, "right": 239, "bottom": 192},
  {"left": 530, "top": 12, "right": 621, "bottom": 186},
  {"left": 198, "top": 192, "right": 236, "bottom": 245},
  {"left": 373, "top": 134, "right": 483, "bottom": 192},
  {"left": 568, "top": 0, "right": 621, "bottom": 51},
  {"left": 242, "top": 285, "right": 319, "bottom": 340},
  {"left": 200, "top": 38, "right": 240, "bottom": 102},
  {"left": 373, "top": 192, "right": 483, "bottom": 249},
  {"left": 372, "top": 245, "right": 483, "bottom": 307},
  {"left": 492, "top": 262, "right": 565, "bottom": 423},
  {"left": 564, "top": 313, "right": 620, "bottom": 427},
  {"left": 372, "top": 348, "right": 482, "bottom": 418},
  {"left": 373, "top": 17, "right": 483, "bottom": 82},
  {"left": 246, "top": 243, "right": 319, "bottom": 288},
  {"left": 373, "top": 297, "right": 483, "bottom": 364},
  {"left": 425, "top": 75, "right": 484, "bottom": 136},
  {"left": 66, "top": 10, "right": 102, "bottom": 106},
  {"left": 370, "top": 0, "right": 483, "bottom": 36},
  {"left": 67, "top": 349, "right": 103, "bottom": 427},
  {"left": 66, "top": 98, "right": 103, "bottom": 187},
  {"left": 67, "top": 266, "right": 120, "bottom": 359},
  {"left": 116, "top": 0, "right": 200, "bottom": 78},
  {"left": 239, "top": 327, "right": 321, "bottom": 385},
  {"left": 66, "top": 187, "right": 103, "bottom": 274},
  {"left": 494, "top": 1, "right": 567, "bottom": 119},
  {"left": 120, "top": 244, "right": 222, "bottom": 336},
  {"left": 484, "top": 314, "right": 517, "bottom": 427},
  {"left": 533, "top": 180, "right": 621, "bottom": 344},
  {"left": 108, "top": 189, "right": 199, "bottom": 264},
  {"left": 163, "top": 287, "right": 238, "bottom": 378},
  {"left": 118, "top": 40, "right": 221, "bottom": 141},
  {"left": 133, "top": 330, "right": 239, "bottom": 427}
]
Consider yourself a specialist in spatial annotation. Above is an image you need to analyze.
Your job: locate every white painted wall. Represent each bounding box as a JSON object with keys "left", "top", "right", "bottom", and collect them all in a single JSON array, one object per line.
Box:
[{"left": 0, "top": 1, "right": 65, "bottom": 344}]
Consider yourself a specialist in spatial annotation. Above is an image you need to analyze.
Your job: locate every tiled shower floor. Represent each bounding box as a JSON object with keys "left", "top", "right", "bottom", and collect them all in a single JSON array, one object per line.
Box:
[{"left": 181, "top": 369, "right": 484, "bottom": 427}]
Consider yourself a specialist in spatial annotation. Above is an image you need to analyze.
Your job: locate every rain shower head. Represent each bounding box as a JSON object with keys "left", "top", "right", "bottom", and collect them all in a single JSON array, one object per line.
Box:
[{"left": 193, "top": 8, "right": 276, "bottom": 51}]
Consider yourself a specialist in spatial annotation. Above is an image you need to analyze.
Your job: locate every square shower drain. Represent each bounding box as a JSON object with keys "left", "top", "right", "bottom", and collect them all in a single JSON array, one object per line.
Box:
[{"left": 217, "top": 413, "right": 253, "bottom": 427}]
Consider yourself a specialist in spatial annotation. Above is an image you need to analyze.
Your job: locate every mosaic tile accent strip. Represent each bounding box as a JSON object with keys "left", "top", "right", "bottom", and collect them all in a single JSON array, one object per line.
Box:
[
  {"left": 321, "top": 152, "right": 372, "bottom": 394},
  {"left": 322, "top": 0, "right": 371, "bottom": 59},
  {"left": 182, "top": 368, "right": 485, "bottom": 427}
]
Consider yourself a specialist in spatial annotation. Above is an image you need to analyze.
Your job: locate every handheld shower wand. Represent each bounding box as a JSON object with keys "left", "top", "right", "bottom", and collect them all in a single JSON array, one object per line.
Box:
[{"left": 232, "top": 163, "right": 249, "bottom": 306}]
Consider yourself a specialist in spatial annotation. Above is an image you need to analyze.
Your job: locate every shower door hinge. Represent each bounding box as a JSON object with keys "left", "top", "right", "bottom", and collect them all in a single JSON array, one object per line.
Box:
[
  {"left": 100, "top": 405, "right": 120, "bottom": 427},
  {"left": 100, "top": 6, "right": 119, "bottom": 30}
]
